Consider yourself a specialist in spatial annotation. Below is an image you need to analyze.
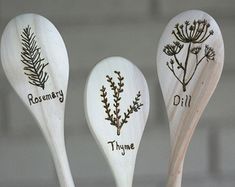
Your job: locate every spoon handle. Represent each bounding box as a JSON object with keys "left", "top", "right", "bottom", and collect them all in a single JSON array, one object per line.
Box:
[
  {"left": 115, "top": 173, "right": 133, "bottom": 187},
  {"left": 167, "top": 120, "right": 196, "bottom": 187},
  {"left": 48, "top": 135, "right": 75, "bottom": 187},
  {"left": 167, "top": 159, "right": 183, "bottom": 187}
]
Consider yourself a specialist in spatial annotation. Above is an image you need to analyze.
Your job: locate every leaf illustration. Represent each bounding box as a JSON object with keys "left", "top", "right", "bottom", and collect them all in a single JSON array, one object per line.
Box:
[
  {"left": 21, "top": 25, "right": 49, "bottom": 89},
  {"left": 100, "top": 71, "right": 143, "bottom": 136}
]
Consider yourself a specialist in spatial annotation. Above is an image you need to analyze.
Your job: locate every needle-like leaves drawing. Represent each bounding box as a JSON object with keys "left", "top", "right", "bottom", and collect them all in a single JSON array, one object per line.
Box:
[
  {"left": 100, "top": 71, "right": 143, "bottom": 136},
  {"left": 21, "top": 25, "right": 49, "bottom": 89},
  {"left": 163, "top": 19, "right": 215, "bottom": 92}
]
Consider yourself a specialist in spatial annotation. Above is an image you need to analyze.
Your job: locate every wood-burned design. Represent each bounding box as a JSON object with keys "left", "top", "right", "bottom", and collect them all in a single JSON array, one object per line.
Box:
[
  {"left": 21, "top": 25, "right": 49, "bottom": 90},
  {"left": 163, "top": 19, "right": 215, "bottom": 92},
  {"left": 100, "top": 71, "right": 143, "bottom": 136}
]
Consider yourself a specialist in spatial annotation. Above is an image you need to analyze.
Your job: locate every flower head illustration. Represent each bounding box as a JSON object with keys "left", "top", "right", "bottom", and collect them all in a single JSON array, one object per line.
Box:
[
  {"left": 172, "top": 19, "right": 214, "bottom": 44},
  {"left": 163, "top": 19, "right": 216, "bottom": 92}
]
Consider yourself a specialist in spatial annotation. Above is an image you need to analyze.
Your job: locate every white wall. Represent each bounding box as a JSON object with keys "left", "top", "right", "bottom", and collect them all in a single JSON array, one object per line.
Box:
[{"left": 0, "top": 0, "right": 234, "bottom": 186}]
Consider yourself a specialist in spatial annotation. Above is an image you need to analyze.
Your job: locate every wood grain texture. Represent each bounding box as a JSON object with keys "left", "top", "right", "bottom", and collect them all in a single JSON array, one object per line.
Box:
[
  {"left": 156, "top": 10, "right": 224, "bottom": 187},
  {"left": 85, "top": 57, "right": 149, "bottom": 187},
  {"left": 1, "top": 14, "right": 75, "bottom": 187}
]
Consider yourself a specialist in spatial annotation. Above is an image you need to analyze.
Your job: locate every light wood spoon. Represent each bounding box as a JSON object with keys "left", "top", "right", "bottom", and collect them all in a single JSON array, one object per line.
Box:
[
  {"left": 156, "top": 10, "right": 224, "bottom": 187},
  {"left": 85, "top": 57, "right": 149, "bottom": 187},
  {"left": 1, "top": 14, "right": 75, "bottom": 187}
]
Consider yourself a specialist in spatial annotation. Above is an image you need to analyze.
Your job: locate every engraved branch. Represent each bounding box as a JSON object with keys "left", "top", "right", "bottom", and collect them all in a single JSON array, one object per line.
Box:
[
  {"left": 163, "top": 19, "right": 215, "bottom": 92},
  {"left": 21, "top": 25, "right": 49, "bottom": 89},
  {"left": 100, "top": 71, "right": 143, "bottom": 136}
]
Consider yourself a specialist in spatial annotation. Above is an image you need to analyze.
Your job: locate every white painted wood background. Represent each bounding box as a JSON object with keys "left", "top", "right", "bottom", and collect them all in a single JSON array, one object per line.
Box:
[{"left": 0, "top": 1, "right": 234, "bottom": 187}]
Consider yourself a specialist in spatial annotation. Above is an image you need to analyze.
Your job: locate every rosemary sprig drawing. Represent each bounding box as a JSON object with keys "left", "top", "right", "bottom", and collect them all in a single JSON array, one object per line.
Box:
[
  {"left": 100, "top": 71, "right": 143, "bottom": 136},
  {"left": 163, "top": 19, "right": 215, "bottom": 92},
  {"left": 21, "top": 25, "right": 49, "bottom": 89}
]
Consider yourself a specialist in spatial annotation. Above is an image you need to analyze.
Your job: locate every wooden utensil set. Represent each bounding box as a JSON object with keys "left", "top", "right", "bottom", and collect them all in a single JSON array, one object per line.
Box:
[{"left": 0, "top": 10, "right": 224, "bottom": 187}]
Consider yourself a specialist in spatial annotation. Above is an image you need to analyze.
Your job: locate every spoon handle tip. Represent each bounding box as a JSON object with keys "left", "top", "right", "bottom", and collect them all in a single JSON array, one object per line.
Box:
[{"left": 50, "top": 138, "right": 75, "bottom": 187}]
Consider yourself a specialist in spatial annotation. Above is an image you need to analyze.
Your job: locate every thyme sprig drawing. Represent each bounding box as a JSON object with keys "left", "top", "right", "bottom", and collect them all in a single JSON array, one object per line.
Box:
[
  {"left": 163, "top": 19, "right": 215, "bottom": 92},
  {"left": 100, "top": 71, "right": 143, "bottom": 136},
  {"left": 21, "top": 25, "right": 49, "bottom": 89}
]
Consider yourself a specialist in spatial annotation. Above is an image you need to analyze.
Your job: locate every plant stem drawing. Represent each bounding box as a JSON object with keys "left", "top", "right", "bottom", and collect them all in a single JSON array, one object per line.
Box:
[
  {"left": 21, "top": 25, "right": 49, "bottom": 89},
  {"left": 163, "top": 19, "right": 215, "bottom": 92},
  {"left": 100, "top": 71, "right": 143, "bottom": 136}
]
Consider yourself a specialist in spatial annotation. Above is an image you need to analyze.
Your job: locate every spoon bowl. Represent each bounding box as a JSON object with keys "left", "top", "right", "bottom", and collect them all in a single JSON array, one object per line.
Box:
[
  {"left": 1, "top": 14, "right": 75, "bottom": 187},
  {"left": 156, "top": 10, "right": 224, "bottom": 187},
  {"left": 85, "top": 57, "right": 149, "bottom": 187}
]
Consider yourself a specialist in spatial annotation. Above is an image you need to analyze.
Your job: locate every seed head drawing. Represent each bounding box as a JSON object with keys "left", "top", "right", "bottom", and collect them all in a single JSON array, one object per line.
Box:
[{"left": 163, "top": 19, "right": 215, "bottom": 92}]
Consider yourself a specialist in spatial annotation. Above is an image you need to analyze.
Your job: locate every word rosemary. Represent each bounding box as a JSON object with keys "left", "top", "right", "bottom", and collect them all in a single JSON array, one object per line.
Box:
[
  {"left": 27, "top": 90, "right": 64, "bottom": 106},
  {"left": 21, "top": 25, "right": 49, "bottom": 90},
  {"left": 100, "top": 71, "right": 143, "bottom": 136},
  {"left": 163, "top": 19, "right": 215, "bottom": 92},
  {"left": 107, "top": 140, "right": 135, "bottom": 156}
]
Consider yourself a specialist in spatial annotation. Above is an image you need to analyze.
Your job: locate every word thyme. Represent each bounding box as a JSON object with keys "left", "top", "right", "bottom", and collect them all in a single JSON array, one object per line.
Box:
[
  {"left": 28, "top": 90, "right": 64, "bottom": 106},
  {"left": 107, "top": 140, "right": 135, "bottom": 156}
]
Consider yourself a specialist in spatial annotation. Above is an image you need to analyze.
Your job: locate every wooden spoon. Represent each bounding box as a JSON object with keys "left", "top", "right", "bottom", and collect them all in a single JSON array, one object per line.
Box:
[
  {"left": 156, "top": 10, "right": 224, "bottom": 187},
  {"left": 85, "top": 57, "right": 149, "bottom": 187},
  {"left": 1, "top": 14, "right": 75, "bottom": 187}
]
